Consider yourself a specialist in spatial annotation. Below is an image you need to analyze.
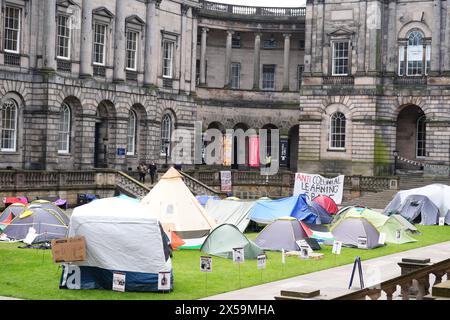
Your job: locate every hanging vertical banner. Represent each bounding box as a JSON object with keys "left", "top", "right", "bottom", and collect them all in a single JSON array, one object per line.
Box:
[
  {"left": 223, "top": 133, "right": 233, "bottom": 166},
  {"left": 220, "top": 171, "right": 232, "bottom": 192},
  {"left": 248, "top": 136, "right": 260, "bottom": 167},
  {"left": 279, "top": 138, "right": 289, "bottom": 167},
  {"left": 293, "top": 172, "right": 345, "bottom": 204}
]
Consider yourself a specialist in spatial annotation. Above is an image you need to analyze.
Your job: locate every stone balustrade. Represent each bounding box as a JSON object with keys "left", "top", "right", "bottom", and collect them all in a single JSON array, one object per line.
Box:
[{"left": 201, "top": 1, "right": 306, "bottom": 17}]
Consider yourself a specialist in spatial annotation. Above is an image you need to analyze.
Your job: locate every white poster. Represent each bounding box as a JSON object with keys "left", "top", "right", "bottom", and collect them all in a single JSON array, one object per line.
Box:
[
  {"left": 378, "top": 232, "right": 386, "bottom": 245},
  {"left": 300, "top": 246, "right": 310, "bottom": 259},
  {"left": 293, "top": 173, "right": 345, "bottom": 204},
  {"left": 332, "top": 241, "right": 342, "bottom": 255},
  {"left": 257, "top": 254, "right": 266, "bottom": 270},
  {"left": 112, "top": 272, "right": 126, "bottom": 292},
  {"left": 232, "top": 247, "right": 245, "bottom": 264},
  {"left": 220, "top": 171, "right": 232, "bottom": 192},
  {"left": 439, "top": 217, "right": 445, "bottom": 226},
  {"left": 357, "top": 236, "right": 368, "bottom": 249},
  {"left": 296, "top": 240, "right": 313, "bottom": 254},
  {"left": 200, "top": 256, "right": 212, "bottom": 273},
  {"left": 158, "top": 272, "right": 171, "bottom": 291}
]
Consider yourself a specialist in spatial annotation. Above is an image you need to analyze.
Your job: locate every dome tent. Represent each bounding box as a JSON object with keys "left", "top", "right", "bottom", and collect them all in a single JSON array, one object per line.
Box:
[
  {"left": 312, "top": 195, "right": 339, "bottom": 215},
  {"left": 0, "top": 203, "right": 27, "bottom": 232},
  {"left": 330, "top": 215, "right": 382, "bottom": 249},
  {"left": 201, "top": 224, "right": 264, "bottom": 260},
  {"left": 204, "top": 199, "right": 254, "bottom": 233}
]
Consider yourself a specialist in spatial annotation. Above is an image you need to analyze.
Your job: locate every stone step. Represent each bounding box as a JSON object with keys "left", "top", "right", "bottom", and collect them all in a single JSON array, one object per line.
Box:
[{"left": 432, "top": 280, "right": 450, "bottom": 298}]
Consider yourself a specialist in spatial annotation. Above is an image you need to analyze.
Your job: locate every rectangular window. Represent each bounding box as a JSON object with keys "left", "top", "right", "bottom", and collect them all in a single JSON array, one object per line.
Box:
[
  {"left": 398, "top": 46, "right": 405, "bottom": 76},
  {"left": 332, "top": 41, "right": 349, "bottom": 76},
  {"left": 230, "top": 62, "right": 240, "bottom": 89},
  {"left": 299, "top": 39, "right": 305, "bottom": 50},
  {"left": 1, "top": 102, "right": 17, "bottom": 152},
  {"left": 162, "top": 40, "right": 174, "bottom": 78},
  {"left": 297, "top": 64, "right": 304, "bottom": 90},
  {"left": 93, "top": 23, "right": 107, "bottom": 65},
  {"left": 57, "top": 15, "right": 71, "bottom": 59},
  {"left": 263, "top": 39, "right": 277, "bottom": 49},
  {"left": 4, "top": 6, "right": 21, "bottom": 53},
  {"left": 262, "top": 64, "right": 275, "bottom": 90},
  {"left": 232, "top": 33, "right": 241, "bottom": 48},
  {"left": 407, "top": 45, "right": 423, "bottom": 76},
  {"left": 126, "top": 30, "right": 138, "bottom": 71},
  {"left": 425, "top": 44, "right": 431, "bottom": 75}
]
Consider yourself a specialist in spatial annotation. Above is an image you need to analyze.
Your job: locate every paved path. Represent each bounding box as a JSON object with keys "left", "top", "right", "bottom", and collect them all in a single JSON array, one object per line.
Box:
[{"left": 203, "top": 241, "right": 450, "bottom": 300}]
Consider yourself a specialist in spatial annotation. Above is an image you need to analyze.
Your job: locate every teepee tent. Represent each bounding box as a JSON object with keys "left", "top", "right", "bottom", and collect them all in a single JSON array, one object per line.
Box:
[
  {"left": 201, "top": 224, "right": 264, "bottom": 259},
  {"left": 60, "top": 197, "right": 172, "bottom": 292},
  {"left": 205, "top": 199, "right": 255, "bottom": 232},
  {"left": 254, "top": 217, "right": 309, "bottom": 251},
  {"left": 141, "top": 167, "right": 217, "bottom": 249}
]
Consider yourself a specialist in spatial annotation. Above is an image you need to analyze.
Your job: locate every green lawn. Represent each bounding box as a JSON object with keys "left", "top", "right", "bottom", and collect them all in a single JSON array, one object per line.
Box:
[{"left": 0, "top": 226, "right": 449, "bottom": 300}]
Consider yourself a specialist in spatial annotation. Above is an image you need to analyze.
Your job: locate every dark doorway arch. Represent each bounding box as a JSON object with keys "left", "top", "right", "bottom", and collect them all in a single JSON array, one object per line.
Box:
[
  {"left": 288, "top": 125, "right": 299, "bottom": 172},
  {"left": 94, "top": 100, "right": 116, "bottom": 168}
]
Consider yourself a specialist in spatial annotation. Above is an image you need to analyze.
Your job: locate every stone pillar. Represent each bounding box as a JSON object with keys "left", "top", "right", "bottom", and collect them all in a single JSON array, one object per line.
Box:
[
  {"left": 253, "top": 32, "right": 262, "bottom": 90},
  {"left": 431, "top": 0, "right": 442, "bottom": 74},
  {"left": 179, "top": 4, "right": 189, "bottom": 92},
  {"left": 144, "top": 0, "right": 158, "bottom": 86},
  {"left": 80, "top": 0, "right": 93, "bottom": 78},
  {"left": 224, "top": 30, "right": 234, "bottom": 87},
  {"left": 199, "top": 27, "right": 208, "bottom": 85},
  {"left": 283, "top": 33, "right": 291, "bottom": 91},
  {"left": 444, "top": 0, "right": 450, "bottom": 72},
  {"left": 190, "top": 9, "right": 199, "bottom": 92},
  {"left": 386, "top": 0, "right": 397, "bottom": 74},
  {"left": 43, "top": 0, "right": 57, "bottom": 70},
  {"left": 113, "top": 0, "right": 126, "bottom": 82}
]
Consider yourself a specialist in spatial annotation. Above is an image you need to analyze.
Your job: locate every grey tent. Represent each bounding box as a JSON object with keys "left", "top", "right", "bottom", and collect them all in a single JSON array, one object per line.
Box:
[
  {"left": 201, "top": 224, "right": 264, "bottom": 259},
  {"left": 204, "top": 199, "right": 255, "bottom": 232},
  {"left": 4, "top": 204, "right": 69, "bottom": 243},
  {"left": 254, "top": 217, "right": 308, "bottom": 251},
  {"left": 385, "top": 194, "right": 439, "bottom": 226},
  {"left": 331, "top": 217, "right": 382, "bottom": 249},
  {"left": 446, "top": 210, "right": 450, "bottom": 225}
]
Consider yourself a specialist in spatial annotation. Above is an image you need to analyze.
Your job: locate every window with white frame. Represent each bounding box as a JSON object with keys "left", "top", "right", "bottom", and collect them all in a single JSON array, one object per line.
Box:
[
  {"left": 332, "top": 41, "right": 349, "bottom": 76},
  {"left": 160, "top": 114, "right": 172, "bottom": 155},
  {"left": 398, "top": 30, "right": 431, "bottom": 76},
  {"left": 1, "top": 99, "right": 18, "bottom": 152},
  {"left": 416, "top": 115, "right": 426, "bottom": 158},
  {"left": 126, "top": 30, "right": 138, "bottom": 71},
  {"left": 58, "top": 103, "right": 71, "bottom": 154},
  {"left": 93, "top": 23, "right": 107, "bottom": 65},
  {"left": 330, "top": 112, "right": 346, "bottom": 149},
  {"left": 4, "top": 6, "right": 21, "bottom": 53},
  {"left": 127, "top": 110, "right": 137, "bottom": 155},
  {"left": 162, "top": 40, "right": 174, "bottom": 78},
  {"left": 57, "top": 15, "right": 71, "bottom": 59},
  {"left": 230, "top": 62, "right": 240, "bottom": 89},
  {"left": 262, "top": 65, "right": 275, "bottom": 90}
]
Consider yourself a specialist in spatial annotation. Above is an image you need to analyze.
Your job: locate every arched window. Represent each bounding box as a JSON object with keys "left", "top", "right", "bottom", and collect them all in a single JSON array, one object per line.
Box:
[
  {"left": 1, "top": 99, "right": 18, "bottom": 152},
  {"left": 398, "top": 30, "right": 431, "bottom": 76},
  {"left": 330, "top": 112, "right": 346, "bottom": 149},
  {"left": 58, "top": 103, "right": 71, "bottom": 154},
  {"left": 161, "top": 114, "right": 172, "bottom": 156},
  {"left": 416, "top": 115, "right": 426, "bottom": 158},
  {"left": 127, "top": 110, "right": 137, "bottom": 156}
]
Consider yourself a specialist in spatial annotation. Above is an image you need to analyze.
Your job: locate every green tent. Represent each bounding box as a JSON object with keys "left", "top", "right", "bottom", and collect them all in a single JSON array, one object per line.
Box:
[
  {"left": 200, "top": 224, "right": 264, "bottom": 259},
  {"left": 334, "top": 207, "right": 418, "bottom": 244}
]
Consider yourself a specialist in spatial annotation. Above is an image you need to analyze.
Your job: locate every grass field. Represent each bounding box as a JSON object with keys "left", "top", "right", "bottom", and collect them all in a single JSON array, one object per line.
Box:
[{"left": 0, "top": 226, "right": 449, "bottom": 300}]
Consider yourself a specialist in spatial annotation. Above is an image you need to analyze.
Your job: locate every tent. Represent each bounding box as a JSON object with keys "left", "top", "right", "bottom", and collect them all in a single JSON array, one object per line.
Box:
[
  {"left": 0, "top": 203, "right": 27, "bottom": 232},
  {"left": 330, "top": 215, "right": 382, "bottom": 249},
  {"left": 59, "top": 197, "right": 172, "bottom": 292},
  {"left": 201, "top": 224, "right": 264, "bottom": 259},
  {"left": 3, "top": 204, "right": 70, "bottom": 243},
  {"left": 205, "top": 199, "right": 255, "bottom": 232},
  {"left": 309, "top": 201, "right": 333, "bottom": 224},
  {"left": 3, "top": 197, "right": 28, "bottom": 207},
  {"left": 140, "top": 167, "right": 217, "bottom": 249},
  {"left": 335, "top": 207, "right": 417, "bottom": 244},
  {"left": 196, "top": 195, "right": 220, "bottom": 207},
  {"left": 36, "top": 196, "right": 68, "bottom": 209},
  {"left": 254, "top": 217, "right": 309, "bottom": 251},
  {"left": 249, "top": 194, "right": 319, "bottom": 225},
  {"left": 385, "top": 194, "right": 440, "bottom": 225},
  {"left": 312, "top": 195, "right": 338, "bottom": 215},
  {"left": 301, "top": 222, "right": 335, "bottom": 243}
]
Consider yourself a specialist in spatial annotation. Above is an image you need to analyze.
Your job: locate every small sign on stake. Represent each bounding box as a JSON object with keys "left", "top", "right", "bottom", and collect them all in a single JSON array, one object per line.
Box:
[
  {"left": 439, "top": 217, "right": 445, "bottom": 226},
  {"left": 378, "top": 232, "right": 387, "bottom": 245},
  {"left": 332, "top": 241, "right": 342, "bottom": 255},
  {"left": 112, "top": 272, "right": 126, "bottom": 292},
  {"left": 200, "top": 256, "right": 212, "bottom": 273},
  {"left": 232, "top": 247, "right": 245, "bottom": 264},
  {"left": 300, "top": 246, "right": 310, "bottom": 259},
  {"left": 395, "top": 229, "right": 401, "bottom": 241},
  {"left": 257, "top": 254, "right": 266, "bottom": 270},
  {"left": 158, "top": 272, "right": 171, "bottom": 291},
  {"left": 357, "top": 236, "right": 368, "bottom": 249}
]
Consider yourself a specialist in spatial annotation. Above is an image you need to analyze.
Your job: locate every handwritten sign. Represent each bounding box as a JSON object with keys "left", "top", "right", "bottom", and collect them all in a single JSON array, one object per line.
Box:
[
  {"left": 220, "top": 171, "right": 232, "bottom": 192},
  {"left": 257, "top": 254, "right": 266, "bottom": 269},
  {"left": 293, "top": 173, "right": 345, "bottom": 204},
  {"left": 332, "top": 241, "right": 342, "bottom": 255}
]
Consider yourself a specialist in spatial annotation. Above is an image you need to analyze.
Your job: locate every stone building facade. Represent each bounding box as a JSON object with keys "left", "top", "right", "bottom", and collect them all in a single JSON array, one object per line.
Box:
[{"left": 0, "top": 0, "right": 449, "bottom": 177}]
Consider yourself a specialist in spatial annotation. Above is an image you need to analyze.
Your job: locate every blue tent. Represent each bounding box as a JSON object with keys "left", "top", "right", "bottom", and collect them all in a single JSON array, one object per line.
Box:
[
  {"left": 309, "top": 201, "right": 333, "bottom": 224},
  {"left": 249, "top": 194, "right": 319, "bottom": 225}
]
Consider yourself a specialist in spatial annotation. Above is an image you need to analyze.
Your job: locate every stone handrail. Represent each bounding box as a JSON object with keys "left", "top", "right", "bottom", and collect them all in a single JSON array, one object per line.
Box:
[
  {"left": 201, "top": 0, "right": 306, "bottom": 17},
  {"left": 332, "top": 258, "right": 450, "bottom": 300},
  {"left": 115, "top": 171, "right": 150, "bottom": 199},
  {"left": 179, "top": 170, "right": 226, "bottom": 197}
]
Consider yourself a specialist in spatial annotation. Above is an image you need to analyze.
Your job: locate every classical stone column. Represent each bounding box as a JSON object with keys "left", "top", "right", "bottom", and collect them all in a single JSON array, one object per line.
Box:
[
  {"left": 80, "top": 0, "right": 93, "bottom": 78},
  {"left": 283, "top": 33, "right": 291, "bottom": 91},
  {"left": 200, "top": 27, "right": 208, "bottom": 85},
  {"left": 431, "top": 0, "right": 442, "bottom": 74},
  {"left": 253, "top": 32, "right": 262, "bottom": 90},
  {"left": 144, "top": 0, "right": 157, "bottom": 86},
  {"left": 224, "top": 30, "right": 234, "bottom": 87},
  {"left": 190, "top": 9, "right": 199, "bottom": 92},
  {"left": 386, "top": 0, "right": 397, "bottom": 74},
  {"left": 113, "top": 0, "right": 126, "bottom": 82},
  {"left": 179, "top": 4, "right": 189, "bottom": 92},
  {"left": 43, "top": 0, "right": 57, "bottom": 70},
  {"left": 445, "top": 0, "right": 450, "bottom": 72}
]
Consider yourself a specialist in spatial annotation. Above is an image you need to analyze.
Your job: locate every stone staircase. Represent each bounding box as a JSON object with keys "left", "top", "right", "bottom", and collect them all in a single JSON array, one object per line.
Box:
[{"left": 341, "top": 189, "right": 398, "bottom": 210}]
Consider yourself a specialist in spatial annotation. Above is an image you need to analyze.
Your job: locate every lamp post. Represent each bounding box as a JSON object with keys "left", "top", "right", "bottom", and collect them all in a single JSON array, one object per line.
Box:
[
  {"left": 164, "top": 139, "right": 170, "bottom": 169},
  {"left": 393, "top": 149, "right": 399, "bottom": 175}
]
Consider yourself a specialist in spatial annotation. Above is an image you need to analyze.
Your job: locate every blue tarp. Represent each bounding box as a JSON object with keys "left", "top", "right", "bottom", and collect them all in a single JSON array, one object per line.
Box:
[
  {"left": 196, "top": 195, "right": 220, "bottom": 207},
  {"left": 249, "top": 194, "right": 319, "bottom": 225},
  {"left": 309, "top": 201, "right": 333, "bottom": 224}
]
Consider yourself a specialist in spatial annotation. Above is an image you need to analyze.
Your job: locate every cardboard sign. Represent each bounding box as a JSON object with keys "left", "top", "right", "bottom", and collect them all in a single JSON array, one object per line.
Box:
[
  {"left": 257, "top": 254, "right": 266, "bottom": 270},
  {"left": 293, "top": 172, "right": 345, "bottom": 204},
  {"left": 378, "top": 232, "right": 387, "bottom": 245},
  {"left": 232, "top": 247, "right": 245, "bottom": 264},
  {"left": 357, "top": 237, "right": 368, "bottom": 249},
  {"left": 439, "top": 217, "right": 445, "bottom": 226},
  {"left": 158, "top": 272, "right": 171, "bottom": 291},
  {"left": 200, "top": 256, "right": 212, "bottom": 273},
  {"left": 332, "top": 241, "right": 342, "bottom": 255},
  {"left": 112, "top": 272, "right": 126, "bottom": 292},
  {"left": 51, "top": 236, "right": 86, "bottom": 263}
]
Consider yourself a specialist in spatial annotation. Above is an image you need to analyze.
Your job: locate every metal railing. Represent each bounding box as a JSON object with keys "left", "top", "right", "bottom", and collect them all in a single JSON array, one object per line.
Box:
[{"left": 201, "top": 1, "right": 306, "bottom": 17}]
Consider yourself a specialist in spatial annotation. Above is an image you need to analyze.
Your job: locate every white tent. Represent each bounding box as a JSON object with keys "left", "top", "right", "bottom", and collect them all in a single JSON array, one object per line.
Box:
[
  {"left": 385, "top": 184, "right": 450, "bottom": 218},
  {"left": 205, "top": 199, "right": 255, "bottom": 232},
  {"left": 140, "top": 167, "right": 217, "bottom": 246},
  {"left": 61, "top": 197, "right": 172, "bottom": 292}
]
